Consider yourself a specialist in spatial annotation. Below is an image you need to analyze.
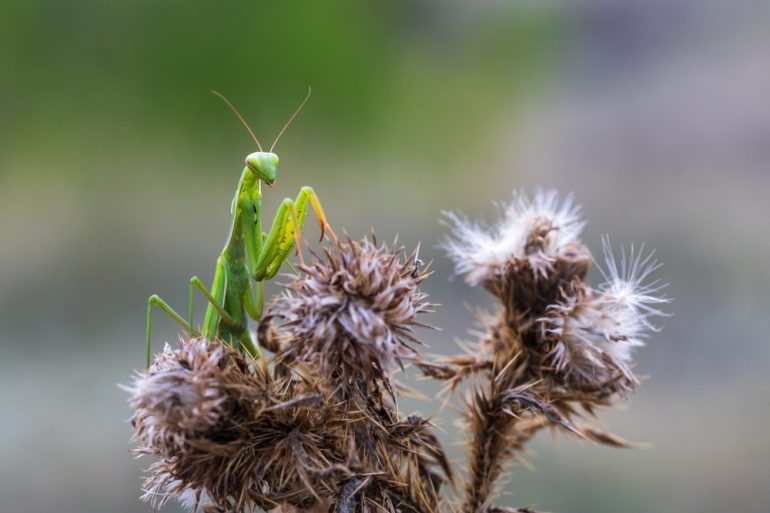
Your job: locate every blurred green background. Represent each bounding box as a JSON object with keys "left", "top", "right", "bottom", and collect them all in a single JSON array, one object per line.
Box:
[{"left": 2, "top": 1, "right": 769, "bottom": 512}]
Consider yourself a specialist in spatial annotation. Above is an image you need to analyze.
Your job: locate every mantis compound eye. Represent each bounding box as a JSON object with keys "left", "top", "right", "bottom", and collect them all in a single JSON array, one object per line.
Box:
[{"left": 245, "top": 152, "right": 261, "bottom": 171}]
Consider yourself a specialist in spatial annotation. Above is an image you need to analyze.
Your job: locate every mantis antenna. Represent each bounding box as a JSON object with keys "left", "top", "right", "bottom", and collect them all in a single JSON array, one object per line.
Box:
[
  {"left": 270, "top": 87, "right": 312, "bottom": 152},
  {"left": 211, "top": 90, "right": 263, "bottom": 152}
]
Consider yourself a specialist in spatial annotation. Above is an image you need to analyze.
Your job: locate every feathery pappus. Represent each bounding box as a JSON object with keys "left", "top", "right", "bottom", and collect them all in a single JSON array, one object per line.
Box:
[{"left": 442, "top": 189, "right": 586, "bottom": 287}]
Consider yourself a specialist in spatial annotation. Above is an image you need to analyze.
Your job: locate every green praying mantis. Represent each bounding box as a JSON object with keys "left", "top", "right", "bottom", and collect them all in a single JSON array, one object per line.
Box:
[{"left": 145, "top": 89, "right": 335, "bottom": 366}]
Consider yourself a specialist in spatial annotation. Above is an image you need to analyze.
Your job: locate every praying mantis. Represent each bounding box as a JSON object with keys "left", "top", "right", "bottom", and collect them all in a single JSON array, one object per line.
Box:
[{"left": 145, "top": 89, "right": 335, "bottom": 366}]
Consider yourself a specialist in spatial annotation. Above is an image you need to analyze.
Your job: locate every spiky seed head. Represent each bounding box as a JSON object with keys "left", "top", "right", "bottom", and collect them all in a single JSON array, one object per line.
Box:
[
  {"left": 443, "top": 189, "right": 587, "bottom": 287},
  {"left": 272, "top": 237, "right": 431, "bottom": 380},
  {"left": 539, "top": 239, "right": 669, "bottom": 392},
  {"left": 129, "top": 338, "right": 246, "bottom": 453},
  {"left": 129, "top": 338, "right": 252, "bottom": 510}
]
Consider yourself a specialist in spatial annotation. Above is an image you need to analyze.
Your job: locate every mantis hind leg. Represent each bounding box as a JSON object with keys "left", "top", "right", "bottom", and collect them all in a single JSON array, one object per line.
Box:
[{"left": 146, "top": 294, "right": 195, "bottom": 367}]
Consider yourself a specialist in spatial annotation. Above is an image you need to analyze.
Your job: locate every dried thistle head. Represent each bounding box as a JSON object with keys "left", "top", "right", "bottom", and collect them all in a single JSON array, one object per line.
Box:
[
  {"left": 129, "top": 337, "right": 350, "bottom": 512},
  {"left": 270, "top": 236, "right": 431, "bottom": 382},
  {"left": 442, "top": 190, "right": 668, "bottom": 397},
  {"left": 129, "top": 338, "right": 248, "bottom": 454}
]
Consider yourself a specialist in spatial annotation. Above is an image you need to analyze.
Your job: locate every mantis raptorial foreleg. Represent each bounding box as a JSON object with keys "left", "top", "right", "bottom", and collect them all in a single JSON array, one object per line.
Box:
[
  {"left": 264, "top": 186, "right": 336, "bottom": 279},
  {"left": 254, "top": 186, "right": 333, "bottom": 281},
  {"left": 253, "top": 198, "right": 299, "bottom": 279}
]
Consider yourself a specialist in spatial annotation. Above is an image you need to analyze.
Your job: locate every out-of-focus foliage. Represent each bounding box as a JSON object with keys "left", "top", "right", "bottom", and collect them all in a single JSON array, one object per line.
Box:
[{"left": 0, "top": 0, "right": 559, "bottom": 181}]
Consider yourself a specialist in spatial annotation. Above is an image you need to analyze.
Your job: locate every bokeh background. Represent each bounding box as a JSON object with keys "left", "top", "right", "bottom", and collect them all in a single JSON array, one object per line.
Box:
[{"left": 2, "top": 1, "right": 769, "bottom": 512}]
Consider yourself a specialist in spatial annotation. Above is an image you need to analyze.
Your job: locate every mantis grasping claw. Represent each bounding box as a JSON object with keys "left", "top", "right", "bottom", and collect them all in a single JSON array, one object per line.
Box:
[{"left": 145, "top": 89, "right": 335, "bottom": 366}]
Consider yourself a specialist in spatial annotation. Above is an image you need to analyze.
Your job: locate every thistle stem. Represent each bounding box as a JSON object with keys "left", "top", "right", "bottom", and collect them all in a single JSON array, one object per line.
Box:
[{"left": 463, "top": 394, "right": 513, "bottom": 513}]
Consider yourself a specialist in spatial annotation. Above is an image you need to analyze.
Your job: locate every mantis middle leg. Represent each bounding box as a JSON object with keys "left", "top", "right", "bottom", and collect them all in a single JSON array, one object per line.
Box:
[
  {"left": 146, "top": 264, "right": 240, "bottom": 367},
  {"left": 190, "top": 263, "right": 260, "bottom": 358},
  {"left": 188, "top": 276, "right": 236, "bottom": 336}
]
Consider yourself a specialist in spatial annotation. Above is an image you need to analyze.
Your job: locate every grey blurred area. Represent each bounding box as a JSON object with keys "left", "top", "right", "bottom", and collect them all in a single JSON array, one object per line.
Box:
[{"left": 1, "top": 1, "right": 769, "bottom": 512}]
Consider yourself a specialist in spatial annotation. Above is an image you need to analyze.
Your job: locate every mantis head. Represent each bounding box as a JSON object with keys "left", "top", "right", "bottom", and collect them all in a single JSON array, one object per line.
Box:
[{"left": 246, "top": 152, "right": 279, "bottom": 185}]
